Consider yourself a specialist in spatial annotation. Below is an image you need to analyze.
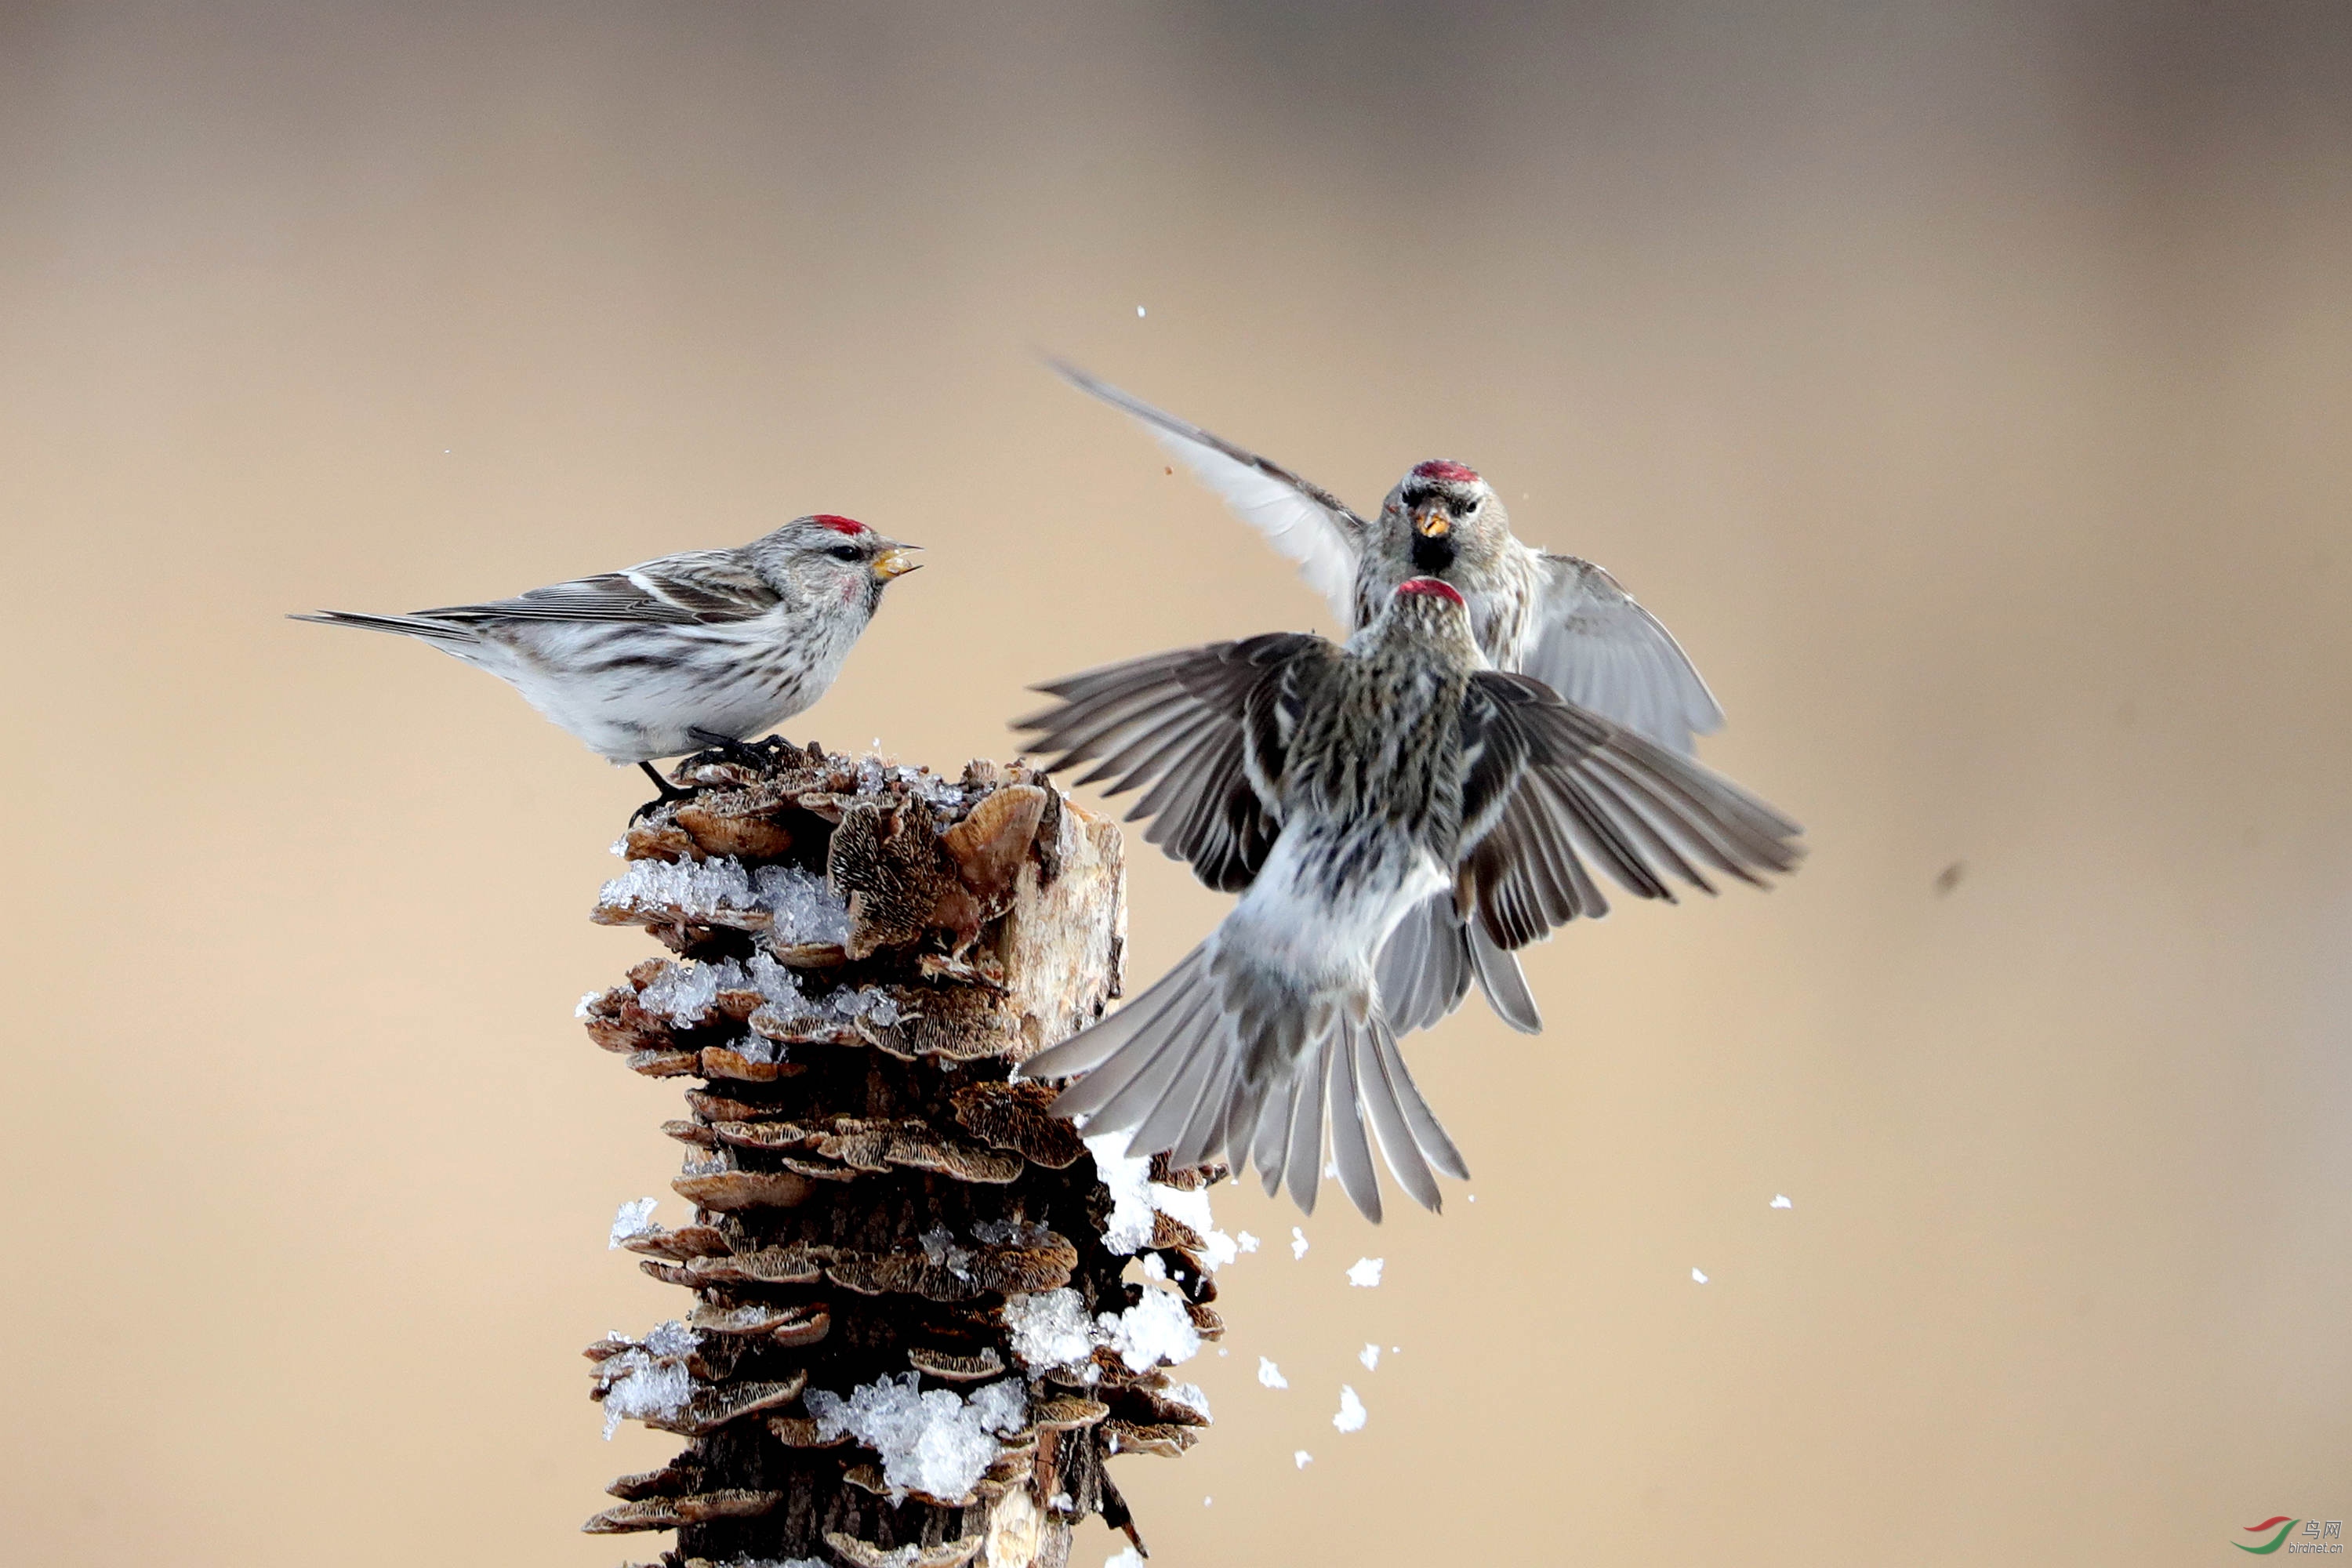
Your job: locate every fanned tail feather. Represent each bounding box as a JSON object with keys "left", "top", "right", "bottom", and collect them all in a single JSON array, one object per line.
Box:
[
  {"left": 1020, "top": 942, "right": 1468, "bottom": 1221},
  {"left": 1376, "top": 891, "right": 1541, "bottom": 1036}
]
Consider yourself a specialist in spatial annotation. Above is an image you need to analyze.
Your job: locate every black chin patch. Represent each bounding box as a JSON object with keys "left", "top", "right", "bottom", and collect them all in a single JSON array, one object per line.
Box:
[{"left": 1410, "top": 531, "right": 1458, "bottom": 575}]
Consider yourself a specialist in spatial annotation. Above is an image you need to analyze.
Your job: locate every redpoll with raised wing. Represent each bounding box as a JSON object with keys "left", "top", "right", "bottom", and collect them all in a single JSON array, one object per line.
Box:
[
  {"left": 1014, "top": 578, "right": 1801, "bottom": 1221},
  {"left": 1050, "top": 361, "right": 1733, "bottom": 1036},
  {"left": 293, "top": 514, "right": 920, "bottom": 809}
]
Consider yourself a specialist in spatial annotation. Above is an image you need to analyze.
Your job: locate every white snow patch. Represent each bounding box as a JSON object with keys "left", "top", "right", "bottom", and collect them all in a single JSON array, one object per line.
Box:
[
  {"left": 1294, "top": 1450, "right": 1313, "bottom": 1468},
  {"left": 753, "top": 863, "right": 851, "bottom": 946},
  {"left": 1691, "top": 1268, "right": 1709, "bottom": 1284},
  {"left": 1085, "top": 1131, "right": 1157, "bottom": 1254},
  {"left": 1003, "top": 1289, "right": 1098, "bottom": 1376},
  {"left": 1236, "top": 1230, "right": 1261, "bottom": 1254},
  {"left": 1333, "top": 1385, "right": 1367, "bottom": 1432},
  {"left": 602, "top": 856, "right": 850, "bottom": 947},
  {"left": 1100, "top": 1287, "right": 1200, "bottom": 1372},
  {"left": 803, "top": 1373, "right": 1026, "bottom": 1504},
  {"left": 1257, "top": 1357, "right": 1288, "bottom": 1390},
  {"left": 637, "top": 951, "right": 808, "bottom": 1027},
  {"left": 825, "top": 983, "right": 903, "bottom": 1027},
  {"left": 1771, "top": 1193, "right": 1793, "bottom": 1209},
  {"left": 1165, "top": 1381, "right": 1211, "bottom": 1420},
  {"left": 608, "top": 1197, "right": 659, "bottom": 1249},
  {"left": 594, "top": 1320, "right": 700, "bottom": 1439},
  {"left": 1290, "top": 1226, "right": 1309, "bottom": 1260},
  {"left": 1106, "top": 1548, "right": 1145, "bottom": 1568},
  {"left": 1359, "top": 1343, "right": 1380, "bottom": 1371},
  {"left": 1005, "top": 1285, "right": 1198, "bottom": 1378},
  {"left": 1345, "top": 1257, "right": 1383, "bottom": 1288}
]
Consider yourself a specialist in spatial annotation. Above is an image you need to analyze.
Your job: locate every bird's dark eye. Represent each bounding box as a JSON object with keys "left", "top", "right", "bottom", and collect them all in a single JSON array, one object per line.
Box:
[{"left": 826, "top": 544, "right": 863, "bottom": 562}]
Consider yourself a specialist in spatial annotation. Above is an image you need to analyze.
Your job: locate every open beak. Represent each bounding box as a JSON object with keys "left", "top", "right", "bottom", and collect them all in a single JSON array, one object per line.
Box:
[
  {"left": 872, "top": 545, "right": 923, "bottom": 581},
  {"left": 1412, "top": 503, "right": 1452, "bottom": 539}
]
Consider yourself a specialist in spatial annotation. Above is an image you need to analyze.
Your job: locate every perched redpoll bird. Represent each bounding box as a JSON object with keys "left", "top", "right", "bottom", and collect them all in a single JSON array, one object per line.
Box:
[
  {"left": 292, "top": 515, "right": 920, "bottom": 806},
  {"left": 1050, "top": 359, "right": 1732, "bottom": 1036},
  {"left": 1014, "top": 578, "right": 1802, "bottom": 1221}
]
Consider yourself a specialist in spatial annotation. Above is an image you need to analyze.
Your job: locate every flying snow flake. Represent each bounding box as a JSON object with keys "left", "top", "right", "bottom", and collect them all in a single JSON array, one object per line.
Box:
[
  {"left": 1359, "top": 1344, "right": 1380, "bottom": 1371},
  {"left": 1345, "top": 1257, "right": 1384, "bottom": 1288},
  {"left": 1467, "top": 1193, "right": 1476, "bottom": 1203},
  {"left": 1257, "top": 1357, "right": 1288, "bottom": 1390},
  {"left": 1135, "top": 306, "right": 1147, "bottom": 318},
  {"left": 1332, "top": 1386, "right": 1367, "bottom": 1432},
  {"left": 1691, "top": 1268, "right": 1709, "bottom": 1284},
  {"left": 1106, "top": 1548, "right": 1144, "bottom": 1568},
  {"left": 1236, "top": 1230, "right": 1261, "bottom": 1254},
  {"left": 1290, "top": 1226, "right": 1310, "bottom": 1260},
  {"left": 1294, "top": 1450, "right": 1313, "bottom": 1469},
  {"left": 608, "top": 1197, "right": 659, "bottom": 1249},
  {"left": 1771, "top": 1194, "right": 1793, "bottom": 1209}
]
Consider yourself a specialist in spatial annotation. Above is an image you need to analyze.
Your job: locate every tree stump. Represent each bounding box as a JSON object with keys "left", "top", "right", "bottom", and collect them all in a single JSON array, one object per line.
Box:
[{"left": 575, "top": 742, "right": 1230, "bottom": 1568}]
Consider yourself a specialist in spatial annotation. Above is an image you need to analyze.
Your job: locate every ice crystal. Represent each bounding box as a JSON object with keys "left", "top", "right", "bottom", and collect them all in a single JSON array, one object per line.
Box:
[
  {"left": 752, "top": 862, "right": 850, "bottom": 946},
  {"left": 804, "top": 1372, "right": 1026, "bottom": 1503},
  {"left": 608, "top": 1196, "right": 659, "bottom": 1249},
  {"left": 918, "top": 1224, "right": 974, "bottom": 1279},
  {"left": 1290, "top": 1226, "right": 1309, "bottom": 1260},
  {"left": 1099, "top": 1286, "right": 1200, "bottom": 1373},
  {"left": 1345, "top": 1256, "right": 1384, "bottom": 1288},
  {"left": 596, "top": 1324, "right": 699, "bottom": 1439},
  {"left": 1771, "top": 1193, "right": 1793, "bottom": 1209},
  {"left": 1257, "top": 1357, "right": 1288, "bottom": 1390},
  {"left": 1003, "top": 1289, "right": 1096, "bottom": 1374},
  {"left": 1359, "top": 1343, "right": 1380, "bottom": 1371}
]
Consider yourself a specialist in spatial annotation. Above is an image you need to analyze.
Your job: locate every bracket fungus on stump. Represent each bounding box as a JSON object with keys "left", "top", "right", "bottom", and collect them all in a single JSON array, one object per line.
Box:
[{"left": 578, "top": 743, "right": 1229, "bottom": 1568}]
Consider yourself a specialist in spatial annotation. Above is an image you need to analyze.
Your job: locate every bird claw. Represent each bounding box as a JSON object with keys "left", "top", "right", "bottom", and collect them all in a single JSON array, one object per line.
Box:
[
  {"left": 631, "top": 760, "right": 695, "bottom": 824},
  {"left": 684, "top": 728, "right": 791, "bottom": 772}
]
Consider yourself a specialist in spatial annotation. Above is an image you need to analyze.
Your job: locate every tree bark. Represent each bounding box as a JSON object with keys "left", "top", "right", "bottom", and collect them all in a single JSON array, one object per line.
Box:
[{"left": 575, "top": 742, "right": 1220, "bottom": 1568}]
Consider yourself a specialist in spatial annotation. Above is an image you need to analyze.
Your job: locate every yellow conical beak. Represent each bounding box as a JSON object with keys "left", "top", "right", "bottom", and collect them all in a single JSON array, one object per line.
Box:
[
  {"left": 1412, "top": 504, "right": 1451, "bottom": 539},
  {"left": 872, "top": 546, "right": 923, "bottom": 580}
]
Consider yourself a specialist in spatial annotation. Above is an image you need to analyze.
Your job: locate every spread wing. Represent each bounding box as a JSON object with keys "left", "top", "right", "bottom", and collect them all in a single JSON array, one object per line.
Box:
[
  {"left": 1014, "top": 633, "right": 1332, "bottom": 891},
  {"left": 416, "top": 550, "right": 782, "bottom": 627},
  {"left": 1051, "top": 359, "right": 1369, "bottom": 630},
  {"left": 1455, "top": 672, "right": 1801, "bottom": 949},
  {"left": 1518, "top": 554, "right": 1725, "bottom": 756}
]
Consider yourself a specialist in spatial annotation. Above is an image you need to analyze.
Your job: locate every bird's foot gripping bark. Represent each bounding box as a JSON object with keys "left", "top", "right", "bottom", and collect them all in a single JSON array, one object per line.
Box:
[{"left": 685, "top": 727, "right": 797, "bottom": 772}]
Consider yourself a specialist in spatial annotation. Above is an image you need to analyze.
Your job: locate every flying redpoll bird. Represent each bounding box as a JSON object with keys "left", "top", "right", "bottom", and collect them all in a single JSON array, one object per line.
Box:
[
  {"left": 293, "top": 515, "right": 920, "bottom": 807},
  {"left": 1014, "top": 578, "right": 1802, "bottom": 1221},
  {"left": 1050, "top": 359, "right": 1732, "bottom": 1036}
]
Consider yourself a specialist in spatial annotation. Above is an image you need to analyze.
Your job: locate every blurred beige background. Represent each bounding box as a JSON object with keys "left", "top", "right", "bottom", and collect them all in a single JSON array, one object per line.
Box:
[{"left": 4, "top": 3, "right": 2348, "bottom": 1563}]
